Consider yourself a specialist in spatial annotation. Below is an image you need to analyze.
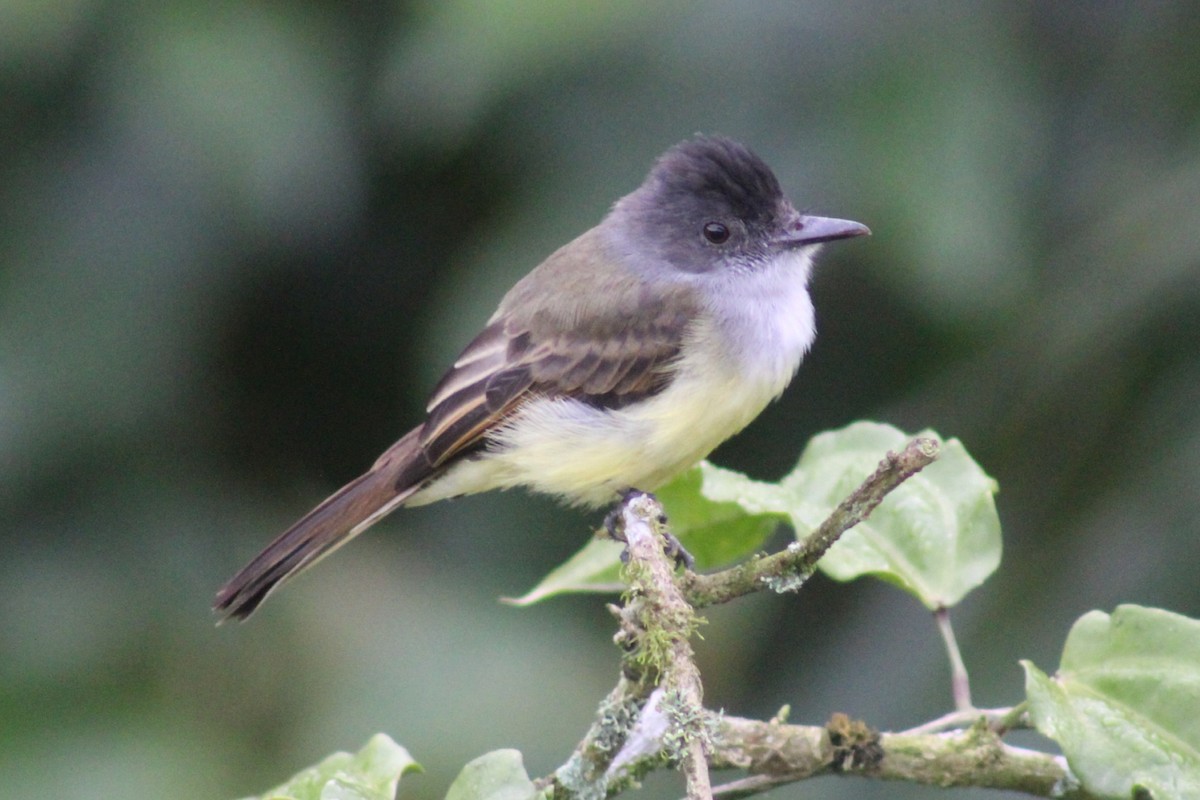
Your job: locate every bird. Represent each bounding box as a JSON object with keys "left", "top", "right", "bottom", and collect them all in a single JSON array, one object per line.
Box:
[{"left": 214, "top": 135, "right": 869, "bottom": 621}]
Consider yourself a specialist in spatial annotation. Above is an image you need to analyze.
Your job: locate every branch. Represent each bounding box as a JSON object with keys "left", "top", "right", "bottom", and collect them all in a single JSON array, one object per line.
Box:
[
  {"left": 615, "top": 492, "right": 712, "bottom": 800},
  {"left": 682, "top": 437, "right": 940, "bottom": 608},
  {"left": 547, "top": 437, "right": 1094, "bottom": 800},
  {"left": 593, "top": 707, "right": 1097, "bottom": 800},
  {"left": 707, "top": 714, "right": 1098, "bottom": 799},
  {"left": 549, "top": 492, "right": 712, "bottom": 799},
  {"left": 550, "top": 674, "right": 657, "bottom": 798},
  {"left": 900, "top": 704, "right": 1029, "bottom": 736}
]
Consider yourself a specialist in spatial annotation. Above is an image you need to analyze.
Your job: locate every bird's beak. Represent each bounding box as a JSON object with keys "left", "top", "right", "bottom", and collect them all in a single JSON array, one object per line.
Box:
[{"left": 776, "top": 215, "right": 871, "bottom": 248}]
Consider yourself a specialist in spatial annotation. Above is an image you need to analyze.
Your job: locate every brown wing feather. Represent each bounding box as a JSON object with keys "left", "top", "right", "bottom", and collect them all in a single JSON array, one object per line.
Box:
[
  {"left": 414, "top": 304, "right": 693, "bottom": 473},
  {"left": 412, "top": 226, "right": 702, "bottom": 476}
]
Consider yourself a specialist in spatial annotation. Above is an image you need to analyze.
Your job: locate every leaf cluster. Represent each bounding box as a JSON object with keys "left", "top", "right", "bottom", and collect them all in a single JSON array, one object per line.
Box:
[{"left": 239, "top": 423, "right": 1200, "bottom": 800}]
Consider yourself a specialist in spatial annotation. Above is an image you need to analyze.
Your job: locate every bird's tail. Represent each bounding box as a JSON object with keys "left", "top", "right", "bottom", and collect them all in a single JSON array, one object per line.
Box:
[{"left": 214, "top": 429, "right": 431, "bottom": 622}]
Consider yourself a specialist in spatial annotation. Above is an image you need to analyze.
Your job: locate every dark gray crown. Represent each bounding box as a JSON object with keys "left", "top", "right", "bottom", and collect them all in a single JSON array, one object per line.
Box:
[
  {"left": 609, "top": 136, "right": 794, "bottom": 273},
  {"left": 645, "top": 136, "right": 786, "bottom": 222}
]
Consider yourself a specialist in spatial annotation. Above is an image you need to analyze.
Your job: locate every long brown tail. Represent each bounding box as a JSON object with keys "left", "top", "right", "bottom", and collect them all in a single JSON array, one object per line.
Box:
[{"left": 214, "top": 429, "right": 432, "bottom": 621}]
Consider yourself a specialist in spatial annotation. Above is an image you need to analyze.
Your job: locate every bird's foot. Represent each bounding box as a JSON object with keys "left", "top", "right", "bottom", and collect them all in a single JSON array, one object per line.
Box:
[{"left": 604, "top": 488, "right": 695, "bottom": 570}]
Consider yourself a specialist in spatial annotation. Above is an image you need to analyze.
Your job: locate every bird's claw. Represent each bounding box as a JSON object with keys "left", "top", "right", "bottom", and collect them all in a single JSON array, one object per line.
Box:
[{"left": 604, "top": 489, "right": 695, "bottom": 571}]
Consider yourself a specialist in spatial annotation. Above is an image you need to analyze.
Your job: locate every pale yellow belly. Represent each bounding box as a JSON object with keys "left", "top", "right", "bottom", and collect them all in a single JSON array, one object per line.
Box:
[{"left": 412, "top": 354, "right": 793, "bottom": 508}]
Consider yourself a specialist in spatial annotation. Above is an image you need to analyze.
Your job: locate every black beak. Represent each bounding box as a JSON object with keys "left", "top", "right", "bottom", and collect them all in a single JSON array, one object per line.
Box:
[{"left": 776, "top": 215, "right": 871, "bottom": 248}]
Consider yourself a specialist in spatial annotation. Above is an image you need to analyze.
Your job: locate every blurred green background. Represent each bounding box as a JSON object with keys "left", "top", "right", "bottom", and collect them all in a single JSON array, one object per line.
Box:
[{"left": 3, "top": 2, "right": 1199, "bottom": 798}]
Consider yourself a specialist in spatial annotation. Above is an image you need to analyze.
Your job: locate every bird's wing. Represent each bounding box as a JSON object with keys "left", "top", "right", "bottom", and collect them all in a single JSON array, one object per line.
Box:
[{"left": 417, "top": 287, "right": 696, "bottom": 469}]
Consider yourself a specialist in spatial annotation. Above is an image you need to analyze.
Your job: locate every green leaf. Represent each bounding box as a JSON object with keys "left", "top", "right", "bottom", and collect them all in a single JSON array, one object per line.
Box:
[
  {"left": 445, "top": 750, "right": 542, "bottom": 800},
  {"left": 785, "top": 421, "right": 1001, "bottom": 609},
  {"left": 244, "top": 734, "right": 420, "bottom": 800},
  {"left": 511, "top": 421, "right": 999, "bottom": 607},
  {"left": 654, "top": 463, "right": 786, "bottom": 565},
  {"left": 1023, "top": 605, "right": 1200, "bottom": 800},
  {"left": 503, "top": 537, "right": 625, "bottom": 605},
  {"left": 507, "top": 464, "right": 785, "bottom": 605}
]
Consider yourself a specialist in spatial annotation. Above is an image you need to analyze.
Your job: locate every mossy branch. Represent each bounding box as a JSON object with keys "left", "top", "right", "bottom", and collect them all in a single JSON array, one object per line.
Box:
[
  {"left": 705, "top": 713, "right": 1099, "bottom": 799},
  {"left": 548, "top": 492, "right": 711, "bottom": 799},
  {"left": 546, "top": 437, "right": 1094, "bottom": 800}
]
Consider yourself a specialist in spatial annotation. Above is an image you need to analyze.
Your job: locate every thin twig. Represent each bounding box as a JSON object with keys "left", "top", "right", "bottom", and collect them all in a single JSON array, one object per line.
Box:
[
  {"left": 900, "top": 706, "right": 1021, "bottom": 736},
  {"left": 708, "top": 772, "right": 793, "bottom": 799},
  {"left": 935, "top": 605, "right": 974, "bottom": 711},
  {"left": 681, "top": 437, "right": 941, "bottom": 608}
]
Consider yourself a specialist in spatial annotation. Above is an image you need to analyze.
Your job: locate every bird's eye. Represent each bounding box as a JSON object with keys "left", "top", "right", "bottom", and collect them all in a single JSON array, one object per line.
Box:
[{"left": 702, "top": 222, "right": 730, "bottom": 244}]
